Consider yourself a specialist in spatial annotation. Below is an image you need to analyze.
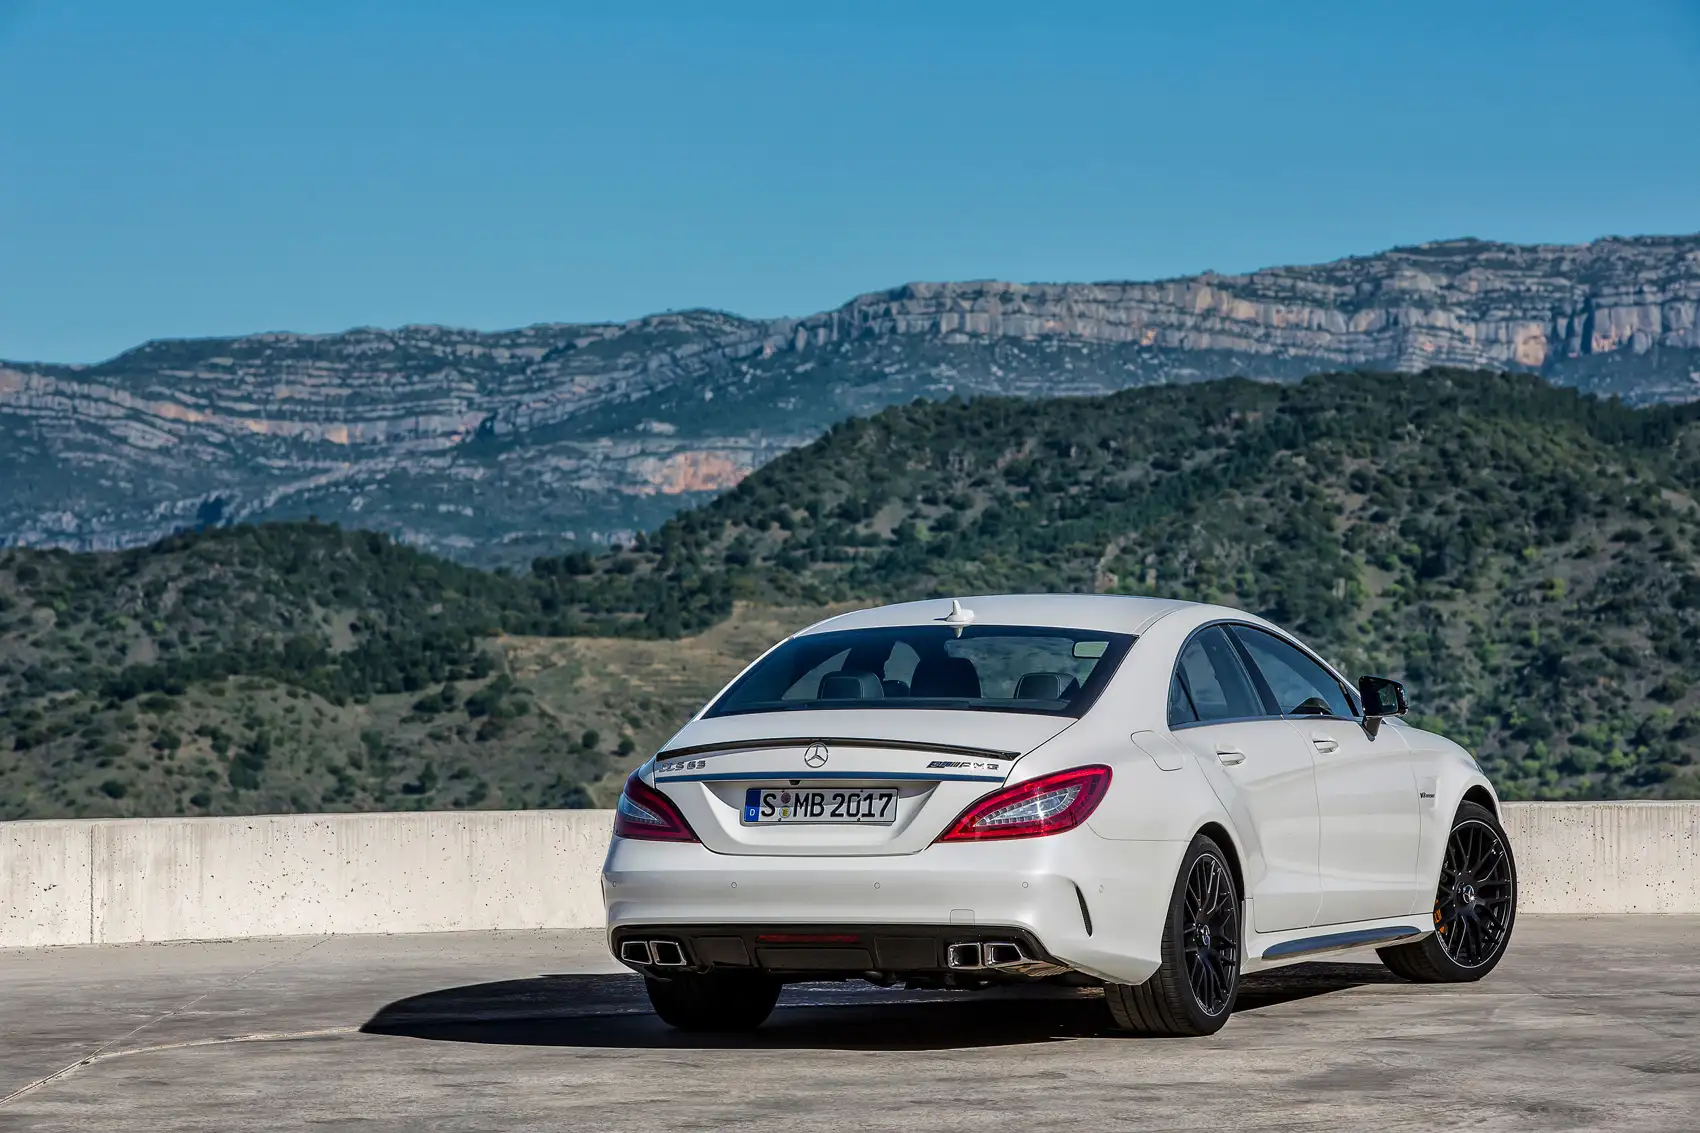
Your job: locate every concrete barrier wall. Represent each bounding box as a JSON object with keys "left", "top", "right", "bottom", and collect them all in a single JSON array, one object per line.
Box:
[
  {"left": 1, "top": 802, "right": 1695, "bottom": 948},
  {"left": 1502, "top": 802, "right": 1699, "bottom": 915},
  {"left": 3, "top": 810, "right": 612, "bottom": 948},
  {"left": 1, "top": 820, "right": 93, "bottom": 948}
]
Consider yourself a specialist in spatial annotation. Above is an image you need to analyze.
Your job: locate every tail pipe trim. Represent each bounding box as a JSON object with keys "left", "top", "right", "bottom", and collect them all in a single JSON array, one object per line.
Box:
[
  {"left": 946, "top": 939, "right": 1068, "bottom": 978},
  {"left": 618, "top": 939, "right": 689, "bottom": 967}
]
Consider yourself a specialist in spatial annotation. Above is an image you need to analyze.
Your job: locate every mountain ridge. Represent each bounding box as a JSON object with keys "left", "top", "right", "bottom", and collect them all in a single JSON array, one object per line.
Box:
[{"left": 5, "top": 233, "right": 1699, "bottom": 564}]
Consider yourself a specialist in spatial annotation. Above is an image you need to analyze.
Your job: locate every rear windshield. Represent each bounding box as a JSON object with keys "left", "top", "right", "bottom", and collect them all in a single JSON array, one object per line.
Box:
[{"left": 704, "top": 625, "right": 1135, "bottom": 719}]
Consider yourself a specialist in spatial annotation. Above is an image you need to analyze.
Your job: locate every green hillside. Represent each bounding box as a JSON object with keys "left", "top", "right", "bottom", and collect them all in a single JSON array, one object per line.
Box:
[
  {"left": 0, "top": 516, "right": 843, "bottom": 820},
  {"left": 5, "top": 368, "right": 1700, "bottom": 816},
  {"left": 0, "top": 528, "right": 597, "bottom": 818},
  {"left": 623, "top": 368, "right": 1700, "bottom": 800}
]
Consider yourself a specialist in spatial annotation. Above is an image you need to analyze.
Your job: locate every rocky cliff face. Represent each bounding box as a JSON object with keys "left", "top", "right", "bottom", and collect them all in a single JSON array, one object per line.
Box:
[
  {"left": 819, "top": 236, "right": 1700, "bottom": 382},
  {"left": 4, "top": 234, "right": 1698, "bottom": 563}
]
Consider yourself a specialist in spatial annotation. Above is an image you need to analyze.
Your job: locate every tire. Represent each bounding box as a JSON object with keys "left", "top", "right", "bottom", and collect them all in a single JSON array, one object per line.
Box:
[
  {"left": 1379, "top": 801, "right": 1517, "bottom": 983},
  {"left": 1106, "top": 833, "right": 1241, "bottom": 1036},
  {"left": 644, "top": 971, "right": 783, "bottom": 1032}
]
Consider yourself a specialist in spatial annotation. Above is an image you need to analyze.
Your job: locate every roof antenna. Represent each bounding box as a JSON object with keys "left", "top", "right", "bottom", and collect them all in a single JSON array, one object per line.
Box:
[{"left": 938, "top": 598, "right": 975, "bottom": 637}]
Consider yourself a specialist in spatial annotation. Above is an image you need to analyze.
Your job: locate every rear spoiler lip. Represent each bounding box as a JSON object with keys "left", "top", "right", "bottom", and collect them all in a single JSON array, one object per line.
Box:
[
  {"left": 656, "top": 768, "right": 1009, "bottom": 784},
  {"left": 657, "top": 735, "right": 1024, "bottom": 762}
]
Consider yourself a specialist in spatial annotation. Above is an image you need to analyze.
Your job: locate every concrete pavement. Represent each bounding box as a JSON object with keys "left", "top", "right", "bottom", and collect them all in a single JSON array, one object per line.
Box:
[{"left": 1, "top": 917, "right": 1697, "bottom": 1131}]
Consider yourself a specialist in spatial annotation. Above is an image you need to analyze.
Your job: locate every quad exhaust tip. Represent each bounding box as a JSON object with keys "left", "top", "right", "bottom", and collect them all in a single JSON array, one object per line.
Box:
[
  {"left": 948, "top": 940, "right": 1067, "bottom": 978},
  {"left": 946, "top": 941, "right": 1029, "bottom": 970},
  {"left": 946, "top": 941, "right": 984, "bottom": 970},
  {"left": 620, "top": 939, "right": 688, "bottom": 967},
  {"left": 650, "top": 940, "right": 687, "bottom": 966}
]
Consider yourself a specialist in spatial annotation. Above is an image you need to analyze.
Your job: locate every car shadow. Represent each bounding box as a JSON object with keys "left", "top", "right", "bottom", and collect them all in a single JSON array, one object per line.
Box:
[{"left": 360, "top": 962, "right": 1405, "bottom": 1051}]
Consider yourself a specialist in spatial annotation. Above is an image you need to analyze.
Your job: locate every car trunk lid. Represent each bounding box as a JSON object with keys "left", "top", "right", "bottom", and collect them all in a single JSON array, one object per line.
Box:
[{"left": 649, "top": 709, "right": 1073, "bottom": 856}]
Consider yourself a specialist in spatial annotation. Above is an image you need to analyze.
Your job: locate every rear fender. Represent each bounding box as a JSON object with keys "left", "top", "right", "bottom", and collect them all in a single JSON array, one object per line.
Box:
[{"left": 1083, "top": 746, "right": 1229, "bottom": 844}]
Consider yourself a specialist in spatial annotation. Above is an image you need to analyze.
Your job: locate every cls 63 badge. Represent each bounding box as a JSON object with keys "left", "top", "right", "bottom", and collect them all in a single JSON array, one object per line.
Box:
[{"left": 656, "top": 758, "right": 706, "bottom": 774}]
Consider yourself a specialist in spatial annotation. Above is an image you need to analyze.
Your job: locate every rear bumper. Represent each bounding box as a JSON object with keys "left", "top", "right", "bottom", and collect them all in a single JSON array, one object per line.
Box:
[
  {"left": 611, "top": 922, "right": 1067, "bottom": 981},
  {"left": 601, "top": 828, "right": 1187, "bottom": 985}
]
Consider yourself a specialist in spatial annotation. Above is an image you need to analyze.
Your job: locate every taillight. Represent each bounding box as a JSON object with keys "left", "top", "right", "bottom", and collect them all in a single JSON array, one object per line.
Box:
[
  {"left": 612, "top": 771, "right": 699, "bottom": 842},
  {"left": 936, "top": 765, "right": 1111, "bottom": 842}
]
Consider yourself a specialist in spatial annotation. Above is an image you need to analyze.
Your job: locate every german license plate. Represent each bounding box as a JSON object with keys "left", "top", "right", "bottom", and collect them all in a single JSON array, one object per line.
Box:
[{"left": 742, "top": 786, "right": 898, "bottom": 825}]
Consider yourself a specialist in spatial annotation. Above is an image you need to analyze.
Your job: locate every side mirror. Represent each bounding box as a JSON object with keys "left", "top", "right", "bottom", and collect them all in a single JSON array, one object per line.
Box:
[{"left": 1358, "top": 675, "right": 1407, "bottom": 738}]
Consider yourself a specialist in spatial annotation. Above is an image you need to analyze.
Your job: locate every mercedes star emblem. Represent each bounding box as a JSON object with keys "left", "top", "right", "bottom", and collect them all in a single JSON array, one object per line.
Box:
[{"left": 803, "top": 742, "right": 829, "bottom": 769}]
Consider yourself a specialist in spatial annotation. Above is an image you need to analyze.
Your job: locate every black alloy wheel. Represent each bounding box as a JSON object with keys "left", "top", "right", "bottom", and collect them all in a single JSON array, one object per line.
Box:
[
  {"left": 1380, "top": 800, "right": 1517, "bottom": 982},
  {"left": 1183, "top": 850, "right": 1240, "bottom": 1016},
  {"left": 1106, "top": 833, "right": 1241, "bottom": 1035},
  {"left": 1434, "top": 817, "right": 1516, "bottom": 967}
]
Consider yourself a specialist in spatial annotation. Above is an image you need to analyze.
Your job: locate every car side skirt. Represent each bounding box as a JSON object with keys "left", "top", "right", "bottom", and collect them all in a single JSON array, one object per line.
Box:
[{"left": 1240, "top": 901, "right": 1434, "bottom": 974}]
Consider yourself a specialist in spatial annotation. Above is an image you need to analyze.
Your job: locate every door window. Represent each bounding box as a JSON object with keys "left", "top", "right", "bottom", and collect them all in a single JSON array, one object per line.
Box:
[
  {"left": 1174, "top": 626, "right": 1263, "bottom": 722},
  {"left": 1231, "top": 626, "right": 1356, "bottom": 719}
]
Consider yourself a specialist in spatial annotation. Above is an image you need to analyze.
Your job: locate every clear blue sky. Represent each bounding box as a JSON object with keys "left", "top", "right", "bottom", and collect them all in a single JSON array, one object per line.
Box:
[{"left": 3, "top": 0, "right": 1698, "bottom": 364}]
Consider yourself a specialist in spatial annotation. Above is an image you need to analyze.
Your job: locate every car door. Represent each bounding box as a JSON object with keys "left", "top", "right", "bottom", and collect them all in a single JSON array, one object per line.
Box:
[
  {"left": 1228, "top": 625, "right": 1422, "bottom": 925},
  {"left": 1168, "top": 625, "right": 1321, "bottom": 932}
]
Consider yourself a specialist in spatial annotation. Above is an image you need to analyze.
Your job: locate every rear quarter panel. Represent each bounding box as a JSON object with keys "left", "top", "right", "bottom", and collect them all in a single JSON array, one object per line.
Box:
[
  {"left": 1057, "top": 604, "right": 1294, "bottom": 916},
  {"left": 1002, "top": 606, "right": 1237, "bottom": 846}
]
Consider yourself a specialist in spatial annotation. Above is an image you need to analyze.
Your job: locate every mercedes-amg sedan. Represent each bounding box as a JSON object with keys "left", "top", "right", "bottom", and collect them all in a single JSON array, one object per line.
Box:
[{"left": 602, "top": 595, "right": 1516, "bottom": 1036}]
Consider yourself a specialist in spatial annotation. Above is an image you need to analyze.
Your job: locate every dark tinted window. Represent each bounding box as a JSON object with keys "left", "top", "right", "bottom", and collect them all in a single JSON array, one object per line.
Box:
[
  {"left": 707, "top": 625, "right": 1134, "bottom": 719},
  {"left": 1174, "top": 626, "right": 1262, "bottom": 722},
  {"left": 1167, "top": 673, "right": 1198, "bottom": 726},
  {"left": 1231, "top": 626, "right": 1356, "bottom": 718}
]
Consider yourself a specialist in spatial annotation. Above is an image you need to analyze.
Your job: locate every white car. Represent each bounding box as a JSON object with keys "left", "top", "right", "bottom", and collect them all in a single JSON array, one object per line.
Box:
[{"left": 602, "top": 594, "right": 1517, "bottom": 1036}]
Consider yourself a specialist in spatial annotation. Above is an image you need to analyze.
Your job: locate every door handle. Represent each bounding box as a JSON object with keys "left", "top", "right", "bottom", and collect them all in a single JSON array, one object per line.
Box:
[
  {"left": 1215, "top": 747, "right": 1246, "bottom": 766},
  {"left": 1311, "top": 734, "right": 1339, "bottom": 754}
]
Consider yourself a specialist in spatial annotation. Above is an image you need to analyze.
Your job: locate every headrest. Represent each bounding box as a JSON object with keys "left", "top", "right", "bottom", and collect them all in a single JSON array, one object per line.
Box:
[
  {"left": 910, "top": 655, "right": 981, "bottom": 699},
  {"left": 818, "top": 671, "right": 885, "bottom": 700},
  {"left": 1014, "top": 672, "right": 1064, "bottom": 700},
  {"left": 1013, "top": 671, "right": 1080, "bottom": 700}
]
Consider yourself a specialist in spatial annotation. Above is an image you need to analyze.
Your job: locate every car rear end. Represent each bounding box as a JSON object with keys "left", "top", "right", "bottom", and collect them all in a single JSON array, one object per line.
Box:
[
  {"left": 602, "top": 609, "right": 1175, "bottom": 990},
  {"left": 607, "top": 725, "right": 1109, "bottom": 980}
]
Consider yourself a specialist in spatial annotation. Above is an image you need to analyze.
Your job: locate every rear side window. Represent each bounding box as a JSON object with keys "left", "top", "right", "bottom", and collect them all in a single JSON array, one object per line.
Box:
[
  {"left": 1174, "top": 626, "right": 1262, "bottom": 722},
  {"left": 1167, "top": 674, "right": 1198, "bottom": 726},
  {"left": 706, "top": 624, "right": 1135, "bottom": 719},
  {"left": 1230, "top": 626, "right": 1356, "bottom": 719}
]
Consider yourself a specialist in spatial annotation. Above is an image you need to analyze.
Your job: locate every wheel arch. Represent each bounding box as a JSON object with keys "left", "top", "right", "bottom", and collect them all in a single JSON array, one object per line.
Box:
[
  {"left": 1460, "top": 784, "right": 1498, "bottom": 817},
  {"left": 1194, "top": 820, "right": 1247, "bottom": 902},
  {"left": 1412, "top": 771, "right": 1507, "bottom": 905}
]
